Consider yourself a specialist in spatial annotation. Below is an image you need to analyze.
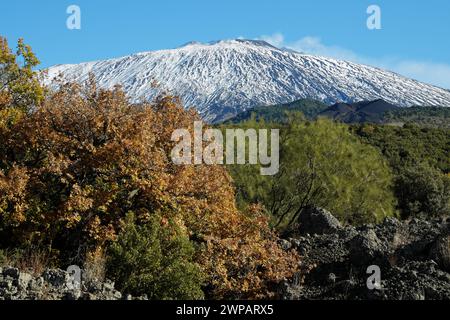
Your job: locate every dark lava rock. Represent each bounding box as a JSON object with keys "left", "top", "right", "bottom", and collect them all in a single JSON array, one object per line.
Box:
[
  {"left": 2, "top": 267, "right": 20, "bottom": 279},
  {"left": 430, "top": 235, "right": 450, "bottom": 273},
  {"left": 279, "top": 211, "right": 450, "bottom": 300},
  {"left": 297, "top": 206, "right": 342, "bottom": 236},
  {"left": 43, "top": 269, "right": 70, "bottom": 288},
  {"left": 348, "top": 229, "right": 388, "bottom": 265}
]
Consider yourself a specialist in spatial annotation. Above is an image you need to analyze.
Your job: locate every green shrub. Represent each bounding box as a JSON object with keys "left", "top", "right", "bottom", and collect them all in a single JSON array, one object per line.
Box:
[
  {"left": 229, "top": 117, "right": 397, "bottom": 226},
  {"left": 395, "top": 163, "right": 450, "bottom": 218},
  {"left": 353, "top": 123, "right": 449, "bottom": 175},
  {"left": 106, "top": 212, "right": 204, "bottom": 300},
  {"left": 354, "top": 124, "right": 450, "bottom": 218}
]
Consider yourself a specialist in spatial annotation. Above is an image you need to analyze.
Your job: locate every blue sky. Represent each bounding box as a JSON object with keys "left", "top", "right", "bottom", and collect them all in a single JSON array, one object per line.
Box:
[{"left": 1, "top": 0, "right": 449, "bottom": 87}]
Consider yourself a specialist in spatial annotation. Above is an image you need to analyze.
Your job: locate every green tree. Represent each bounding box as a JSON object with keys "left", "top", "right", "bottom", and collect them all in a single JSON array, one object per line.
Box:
[
  {"left": 0, "top": 37, "right": 45, "bottom": 130},
  {"left": 353, "top": 123, "right": 449, "bottom": 174},
  {"left": 0, "top": 37, "right": 44, "bottom": 110},
  {"left": 395, "top": 163, "right": 450, "bottom": 218},
  {"left": 353, "top": 123, "right": 450, "bottom": 218},
  {"left": 230, "top": 116, "right": 397, "bottom": 226},
  {"left": 107, "top": 212, "right": 205, "bottom": 300}
]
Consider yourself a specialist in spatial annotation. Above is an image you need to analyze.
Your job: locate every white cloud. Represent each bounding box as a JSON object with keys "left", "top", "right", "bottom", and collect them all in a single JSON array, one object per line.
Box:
[
  {"left": 257, "top": 33, "right": 450, "bottom": 89},
  {"left": 290, "top": 36, "right": 362, "bottom": 62},
  {"left": 258, "top": 33, "right": 285, "bottom": 48},
  {"left": 392, "top": 61, "right": 450, "bottom": 89},
  {"left": 258, "top": 34, "right": 356, "bottom": 60}
]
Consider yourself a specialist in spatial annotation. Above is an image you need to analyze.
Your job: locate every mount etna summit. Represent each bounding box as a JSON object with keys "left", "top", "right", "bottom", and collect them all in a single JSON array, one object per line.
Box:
[{"left": 45, "top": 39, "right": 450, "bottom": 122}]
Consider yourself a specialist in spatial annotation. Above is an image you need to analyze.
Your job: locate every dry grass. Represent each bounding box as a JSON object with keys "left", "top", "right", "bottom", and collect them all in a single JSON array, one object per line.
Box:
[
  {"left": 83, "top": 248, "right": 106, "bottom": 283},
  {"left": 0, "top": 247, "right": 51, "bottom": 276}
]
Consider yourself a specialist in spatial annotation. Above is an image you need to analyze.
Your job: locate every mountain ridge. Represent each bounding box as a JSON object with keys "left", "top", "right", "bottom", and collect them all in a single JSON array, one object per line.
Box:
[{"left": 44, "top": 39, "right": 450, "bottom": 122}]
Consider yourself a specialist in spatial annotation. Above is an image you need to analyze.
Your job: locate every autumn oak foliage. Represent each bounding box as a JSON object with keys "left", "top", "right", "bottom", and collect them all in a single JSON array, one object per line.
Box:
[{"left": 0, "top": 67, "right": 297, "bottom": 298}]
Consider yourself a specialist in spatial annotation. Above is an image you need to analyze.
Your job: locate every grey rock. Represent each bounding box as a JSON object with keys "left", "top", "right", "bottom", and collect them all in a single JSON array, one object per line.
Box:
[
  {"left": 289, "top": 239, "right": 301, "bottom": 248},
  {"left": 429, "top": 235, "right": 450, "bottom": 273},
  {"left": 111, "top": 290, "right": 122, "bottom": 300},
  {"left": 0, "top": 267, "right": 143, "bottom": 300},
  {"left": 402, "top": 289, "right": 426, "bottom": 300},
  {"left": 81, "top": 292, "right": 97, "bottom": 300},
  {"left": 278, "top": 239, "right": 292, "bottom": 251},
  {"left": 18, "top": 272, "right": 33, "bottom": 290},
  {"left": 298, "top": 206, "right": 342, "bottom": 236},
  {"left": 327, "top": 273, "right": 337, "bottom": 284},
  {"left": 85, "top": 279, "right": 102, "bottom": 292},
  {"left": 28, "top": 277, "right": 44, "bottom": 291},
  {"left": 0, "top": 279, "right": 13, "bottom": 290},
  {"left": 102, "top": 280, "right": 115, "bottom": 292},
  {"left": 64, "top": 289, "right": 82, "bottom": 300},
  {"left": 348, "top": 229, "right": 386, "bottom": 265}
]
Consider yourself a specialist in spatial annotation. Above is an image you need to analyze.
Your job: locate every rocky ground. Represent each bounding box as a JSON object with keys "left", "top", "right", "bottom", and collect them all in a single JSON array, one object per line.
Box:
[
  {"left": 1, "top": 207, "right": 448, "bottom": 300},
  {"left": 278, "top": 207, "right": 450, "bottom": 300},
  {"left": 0, "top": 267, "right": 146, "bottom": 300}
]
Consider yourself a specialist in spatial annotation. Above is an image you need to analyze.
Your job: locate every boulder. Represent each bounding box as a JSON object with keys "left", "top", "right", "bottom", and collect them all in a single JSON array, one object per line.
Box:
[
  {"left": 430, "top": 235, "right": 450, "bottom": 273},
  {"left": 63, "top": 289, "right": 82, "bottom": 300},
  {"left": 348, "top": 229, "right": 387, "bottom": 265},
  {"left": 17, "top": 272, "right": 33, "bottom": 290},
  {"left": 28, "top": 277, "right": 45, "bottom": 292},
  {"left": 298, "top": 206, "right": 342, "bottom": 236}
]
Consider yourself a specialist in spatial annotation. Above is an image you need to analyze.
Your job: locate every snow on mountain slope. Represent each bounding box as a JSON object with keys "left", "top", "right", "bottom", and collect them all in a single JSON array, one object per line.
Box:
[{"left": 45, "top": 39, "right": 450, "bottom": 122}]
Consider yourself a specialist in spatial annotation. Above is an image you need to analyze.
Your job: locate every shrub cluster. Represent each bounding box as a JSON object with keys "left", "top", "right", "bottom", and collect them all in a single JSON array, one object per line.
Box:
[
  {"left": 228, "top": 115, "right": 397, "bottom": 227},
  {"left": 0, "top": 37, "right": 297, "bottom": 299}
]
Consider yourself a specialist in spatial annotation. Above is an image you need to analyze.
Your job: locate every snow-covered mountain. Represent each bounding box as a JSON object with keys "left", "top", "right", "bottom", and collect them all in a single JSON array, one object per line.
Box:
[{"left": 45, "top": 39, "right": 450, "bottom": 122}]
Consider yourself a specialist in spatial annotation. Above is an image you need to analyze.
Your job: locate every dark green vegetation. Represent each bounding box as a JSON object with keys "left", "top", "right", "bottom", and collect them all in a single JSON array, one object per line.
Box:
[
  {"left": 226, "top": 116, "right": 397, "bottom": 227},
  {"left": 107, "top": 212, "right": 204, "bottom": 299},
  {"left": 353, "top": 124, "right": 449, "bottom": 175},
  {"left": 226, "top": 105, "right": 450, "bottom": 226},
  {"left": 225, "top": 98, "right": 328, "bottom": 123},
  {"left": 228, "top": 98, "right": 450, "bottom": 128},
  {"left": 383, "top": 106, "right": 450, "bottom": 128},
  {"left": 353, "top": 124, "right": 450, "bottom": 218},
  {"left": 319, "top": 99, "right": 399, "bottom": 124}
]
